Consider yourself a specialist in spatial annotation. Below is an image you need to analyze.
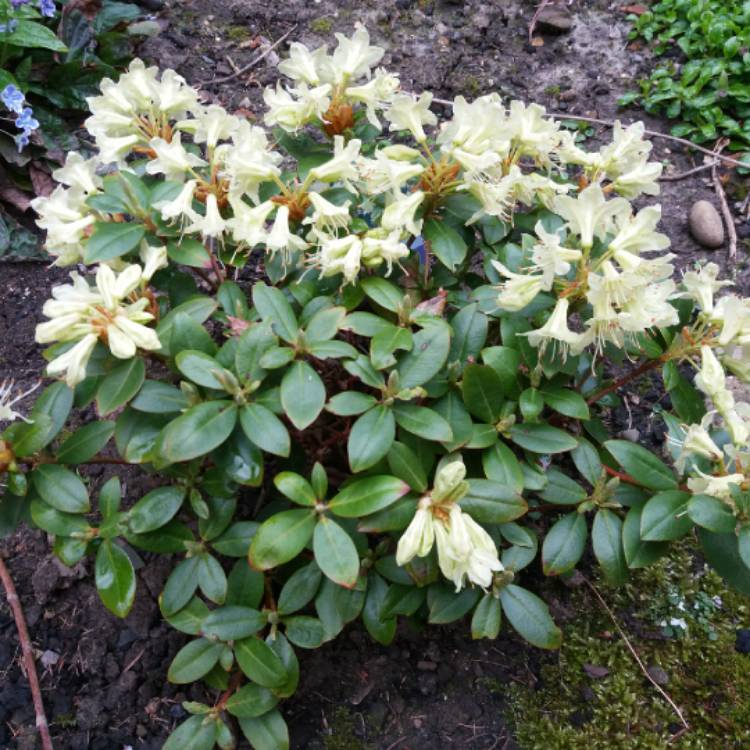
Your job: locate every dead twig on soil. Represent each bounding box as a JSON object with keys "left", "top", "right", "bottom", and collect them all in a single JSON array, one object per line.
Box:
[
  {"left": 202, "top": 26, "right": 297, "bottom": 87},
  {"left": 711, "top": 138, "right": 738, "bottom": 259},
  {"left": 0, "top": 555, "right": 53, "bottom": 750},
  {"left": 528, "top": 0, "right": 556, "bottom": 43},
  {"left": 583, "top": 576, "right": 689, "bottom": 740},
  {"left": 659, "top": 161, "right": 717, "bottom": 182}
]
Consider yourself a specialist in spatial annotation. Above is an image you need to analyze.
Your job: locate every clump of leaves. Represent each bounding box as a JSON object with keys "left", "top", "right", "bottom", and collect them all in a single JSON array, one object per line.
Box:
[
  {"left": 2, "top": 25, "right": 750, "bottom": 750},
  {"left": 0, "top": 0, "right": 149, "bottom": 240},
  {"left": 620, "top": 0, "right": 750, "bottom": 151}
]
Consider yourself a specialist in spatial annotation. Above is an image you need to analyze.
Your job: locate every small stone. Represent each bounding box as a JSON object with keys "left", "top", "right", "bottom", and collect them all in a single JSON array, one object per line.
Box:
[
  {"left": 736, "top": 628, "right": 750, "bottom": 654},
  {"left": 417, "top": 660, "right": 437, "bottom": 671},
  {"left": 536, "top": 7, "right": 573, "bottom": 34},
  {"left": 620, "top": 428, "right": 640, "bottom": 442},
  {"left": 473, "top": 13, "right": 492, "bottom": 29},
  {"left": 583, "top": 664, "right": 610, "bottom": 679},
  {"left": 646, "top": 665, "right": 669, "bottom": 686},
  {"left": 688, "top": 200, "right": 725, "bottom": 248},
  {"left": 580, "top": 685, "right": 596, "bottom": 702},
  {"left": 40, "top": 650, "right": 59, "bottom": 668}
]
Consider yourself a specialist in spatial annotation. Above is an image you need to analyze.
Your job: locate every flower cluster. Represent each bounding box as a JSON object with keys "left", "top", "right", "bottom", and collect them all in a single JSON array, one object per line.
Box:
[
  {"left": 1, "top": 84, "right": 39, "bottom": 151},
  {"left": 35, "top": 263, "right": 162, "bottom": 387},
  {"left": 397, "top": 462, "right": 503, "bottom": 591}
]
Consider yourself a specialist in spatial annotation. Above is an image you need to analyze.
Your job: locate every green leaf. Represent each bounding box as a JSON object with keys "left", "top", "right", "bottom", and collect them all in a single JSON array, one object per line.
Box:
[
  {"left": 132, "top": 381, "right": 189, "bottom": 413},
  {"left": 32, "top": 465, "right": 90, "bottom": 513},
  {"left": 359, "top": 276, "right": 403, "bottom": 312},
  {"left": 212, "top": 521, "right": 258, "bottom": 558},
  {"left": 30, "top": 382, "right": 73, "bottom": 446},
  {"left": 96, "top": 358, "right": 146, "bottom": 416},
  {"left": 329, "top": 475, "right": 410, "bottom": 517},
  {"left": 482, "top": 346, "right": 521, "bottom": 398},
  {"left": 128, "top": 486, "right": 185, "bottom": 534},
  {"left": 427, "top": 583, "right": 480, "bottom": 624},
  {"left": 226, "top": 684, "right": 279, "bottom": 718},
  {"left": 8, "top": 20, "right": 68, "bottom": 51},
  {"left": 99, "top": 477, "right": 122, "bottom": 518},
  {"left": 396, "top": 321, "right": 451, "bottom": 388},
  {"left": 449, "top": 303, "right": 488, "bottom": 370},
  {"left": 393, "top": 403, "right": 453, "bottom": 443},
  {"left": 519, "top": 388, "right": 544, "bottom": 422},
  {"left": 167, "top": 238, "right": 211, "bottom": 268},
  {"left": 510, "top": 424, "right": 578, "bottom": 454},
  {"left": 95, "top": 540, "right": 136, "bottom": 618},
  {"left": 622, "top": 506, "right": 668, "bottom": 569},
  {"left": 239, "top": 709, "right": 289, "bottom": 750},
  {"left": 175, "top": 351, "right": 229, "bottom": 390},
  {"left": 226, "top": 560, "right": 264, "bottom": 608},
  {"left": 249, "top": 509, "right": 316, "bottom": 570},
  {"left": 604, "top": 440, "right": 677, "bottom": 491},
  {"left": 167, "top": 638, "right": 223, "bottom": 683},
  {"left": 571, "top": 438, "right": 602, "bottom": 485},
  {"left": 313, "top": 516, "right": 360, "bottom": 588},
  {"left": 235, "top": 322, "right": 276, "bottom": 382},
  {"left": 499, "top": 584, "right": 562, "bottom": 649},
  {"left": 278, "top": 562, "right": 322, "bottom": 615},
  {"left": 461, "top": 480, "right": 527, "bottom": 524},
  {"left": 687, "top": 494, "right": 736, "bottom": 533},
  {"left": 542, "top": 512, "right": 587, "bottom": 576},
  {"left": 348, "top": 405, "right": 395, "bottom": 472},
  {"left": 482, "top": 442, "right": 524, "bottom": 494},
  {"left": 274, "top": 472, "right": 316, "bottom": 506},
  {"left": 541, "top": 387, "right": 590, "bottom": 420},
  {"left": 370, "top": 325, "right": 413, "bottom": 368},
  {"left": 433, "top": 389, "right": 473, "bottom": 451},
  {"left": 538, "top": 469, "right": 587, "bottom": 505},
  {"left": 235, "top": 637, "right": 287, "bottom": 688},
  {"left": 362, "top": 573, "right": 397, "bottom": 645},
  {"left": 30, "top": 499, "right": 89, "bottom": 537},
  {"left": 161, "top": 557, "right": 200, "bottom": 616},
  {"left": 156, "top": 297, "right": 218, "bottom": 356},
  {"left": 56, "top": 421, "right": 115, "bottom": 464},
  {"left": 198, "top": 554, "right": 227, "bottom": 604},
  {"left": 163, "top": 715, "right": 218, "bottom": 750},
  {"left": 326, "top": 391, "right": 378, "bottom": 416},
  {"left": 423, "top": 217, "right": 468, "bottom": 270},
  {"left": 738, "top": 526, "right": 750, "bottom": 571},
  {"left": 156, "top": 401, "right": 238, "bottom": 463},
  {"left": 304, "top": 305, "right": 346, "bottom": 342},
  {"left": 471, "top": 594, "right": 502, "bottom": 639},
  {"left": 4, "top": 415, "right": 53, "bottom": 458},
  {"left": 84, "top": 222, "right": 145, "bottom": 263},
  {"left": 240, "top": 403, "right": 291, "bottom": 457},
  {"left": 284, "top": 615, "right": 327, "bottom": 649},
  {"left": 281, "top": 361, "right": 325, "bottom": 430},
  {"left": 253, "top": 283, "right": 298, "bottom": 344},
  {"left": 387, "top": 441, "right": 428, "bottom": 492},
  {"left": 201, "top": 606, "right": 266, "bottom": 641},
  {"left": 698, "top": 529, "right": 750, "bottom": 597},
  {"left": 592, "top": 509, "right": 628, "bottom": 585},
  {"left": 462, "top": 364, "right": 504, "bottom": 422},
  {"left": 640, "top": 490, "right": 692, "bottom": 541}
]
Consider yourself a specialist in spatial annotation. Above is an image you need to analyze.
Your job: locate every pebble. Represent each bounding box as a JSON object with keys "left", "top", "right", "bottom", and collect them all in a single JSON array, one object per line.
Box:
[
  {"left": 583, "top": 664, "right": 610, "bottom": 679},
  {"left": 536, "top": 7, "right": 573, "bottom": 34},
  {"left": 736, "top": 628, "right": 750, "bottom": 654},
  {"left": 688, "top": 200, "right": 725, "bottom": 248},
  {"left": 646, "top": 665, "right": 669, "bottom": 686}
]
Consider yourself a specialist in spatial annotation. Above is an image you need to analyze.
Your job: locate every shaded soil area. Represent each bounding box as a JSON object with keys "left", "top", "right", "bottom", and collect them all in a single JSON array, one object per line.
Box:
[{"left": 1, "top": 0, "right": 749, "bottom": 748}]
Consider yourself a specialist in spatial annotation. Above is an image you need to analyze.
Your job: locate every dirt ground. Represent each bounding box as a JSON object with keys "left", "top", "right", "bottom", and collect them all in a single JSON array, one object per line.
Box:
[{"left": 1, "top": 0, "right": 748, "bottom": 748}]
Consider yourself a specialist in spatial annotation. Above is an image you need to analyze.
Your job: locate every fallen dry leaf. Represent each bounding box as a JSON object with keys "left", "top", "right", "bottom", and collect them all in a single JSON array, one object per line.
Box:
[
  {"left": 620, "top": 4, "right": 649, "bottom": 14},
  {"left": 29, "top": 162, "right": 56, "bottom": 198}
]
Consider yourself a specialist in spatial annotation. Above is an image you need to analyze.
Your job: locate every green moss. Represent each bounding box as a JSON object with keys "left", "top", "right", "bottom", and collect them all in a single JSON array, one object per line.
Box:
[
  {"left": 544, "top": 85, "right": 561, "bottom": 97},
  {"left": 310, "top": 18, "right": 333, "bottom": 34},
  {"left": 226, "top": 25, "right": 252, "bottom": 42},
  {"left": 323, "top": 707, "right": 368, "bottom": 750},
  {"left": 510, "top": 546, "right": 750, "bottom": 749}
]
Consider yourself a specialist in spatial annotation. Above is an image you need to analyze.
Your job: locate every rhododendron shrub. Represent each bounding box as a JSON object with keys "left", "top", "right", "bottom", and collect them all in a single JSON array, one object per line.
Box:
[{"left": 1, "top": 26, "right": 749, "bottom": 749}]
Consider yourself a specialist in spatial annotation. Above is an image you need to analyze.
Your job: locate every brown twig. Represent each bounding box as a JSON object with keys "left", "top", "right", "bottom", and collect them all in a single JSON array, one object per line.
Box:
[
  {"left": 0, "top": 555, "right": 53, "bottom": 750},
  {"left": 659, "top": 161, "right": 717, "bottom": 182},
  {"left": 585, "top": 357, "right": 663, "bottom": 406},
  {"left": 711, "top": 138, "right": 738, "bottom": 259},
  {"left": 202, "top": 26, "right": 297, "bottom": 87},
  {"left": 527, "top": 0, "right": 556, "bottom": 42},
  {"left": 583, "top": 576, "right": 689, "bottom": 738}
]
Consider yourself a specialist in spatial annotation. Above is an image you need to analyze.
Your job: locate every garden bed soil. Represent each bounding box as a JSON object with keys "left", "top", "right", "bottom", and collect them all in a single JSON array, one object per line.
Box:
[{"left": 1, "top": 0, "right": 749, "bottom": 748}]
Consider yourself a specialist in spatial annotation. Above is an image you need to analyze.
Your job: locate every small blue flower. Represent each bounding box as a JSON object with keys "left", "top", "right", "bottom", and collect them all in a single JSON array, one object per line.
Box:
[
  {"left": 0, "top": 19, "right": 18, "bottom": 33},
  {"left": 38, "top": 0, "right": 55, "bottom": 17},
  {"left": 10, "top": 0, "right": 30, "bottom": 8},
  {"left": 411, "top": 235, "right": 426, "bottom": 264},
  {"left": 1, "top": 84, "right": 25, "bottom": 115},
  {"left": 15, "top": 106, "right": 39, "bottom": 133},
  {"left": 14, "top": 131, "right": 29, "bottom": 151}
]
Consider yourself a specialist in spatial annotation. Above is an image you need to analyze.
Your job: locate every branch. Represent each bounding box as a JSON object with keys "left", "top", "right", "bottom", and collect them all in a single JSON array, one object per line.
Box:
[
  {"left": 0, "top": 555, "right": 53, "bottom": 750},
  {"left": 201, "top": 26, "right": 297, "bottom": 87},
  {"left": 583, "top": 576, "right": 690, "bottom": 739},
  {"left": 585, "top": 357, "right": 663, "bottom": 406},
  {"left": 711, "top": 139, "right": 738, "bottom": 260},
  {"left": 660, "top": 161, "right": 717, "bottom": 182}
]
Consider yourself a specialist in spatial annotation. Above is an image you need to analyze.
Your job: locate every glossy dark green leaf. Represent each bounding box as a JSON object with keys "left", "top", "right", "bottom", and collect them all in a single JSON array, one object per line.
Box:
[
  {"left": 461, "top": 480, "right": 527, "bottom": 524},
  {"left": 687, "top": 493, "right": 737, "bottom": 533},
  {"left": 423, "top": 217, "right": 468, "bottom": 270},
  {"left": 95, "top": 540, "right": 136, "bottom": 618},
  {"left": 240, "top": 403, "right": 290, "bottom": 457},
  {"left": 471, "top": 594, "right": 502, "bottom": 639},
  {"left": 201, "top": 606, "right": 266, "bottom": 641},
  {"left": 156, "top": 401, "right": 238, "bottom": 463},
  {"left": 32, "top": 465, "right": 90, "bottom": 513},
  {"left": 387, "top": 441, "right": 428, "bottom": 492},
  {"left": 235, "top": 637, "right": 287, "bottom": 688},
  {"left": 56, "top": 421, "right": 115, "bottom": 464},
  {"left": 499, "top": 584, "right": 562, "bottom": 649},
  {"left": 482, "top": 442, "right": 523, "bottom": 493},
  {"left": 362, "top": 573, "right": 397, "bottom": 646},
  {"left": 128, "top": 486, "right": 186, "bottom": 534},
  {"left": 622, "top": 506, "right": 668, "bottom": 569},
  {"left": 510, "top": 424, "right": 578, "bottom": 454},
  {"left": 348, "top": 405, "right": 395, "bottom": 472},
  {"left": 281, "top": 361, "right": 325, "bottom": 430},
  {"left": 329, "top": 475, "right": 410, "bottom": 517},
  {"left": 163, "top": 715, "right": 218, "bottom": 750},
  {"left": 427, "top": 583, "right": 480, "bottom": 624},
  {"left": 278, "top": 562, "right": 323, "bottom": 615},
  {"left": 462, "top": 364, "right": 504, "bottom": 422},
  {"left": 392, "top": 403, "right": 453, "bottom": 442},
  {"left": 274, "top": 473, "right": 316, "bottom": 507},
  {"left": 640, "top": 490, "right": 692, "bottom": 541},
  {"left": 226, "top": 683, "right": 279, "bottom": 718},
  {"left": 96, "top": 358, "right": 146, "bottom": 416},
  {"left": 592, "top": 509, "right": 628, "bottom": 585},
  {"left": 253, "top": 282, "right": 298, "bottom": 344},
  {"left": 541, "top": 386, "right": 590, "bottom": 419},
  {"left": 84, "top": 221, "right": 145, "bottom": 263},
  {"left": 161, "top": 556, "right": 200, "bottom": 616},
  {"left": 396, "top": 321, "right": 451, "bottom": 389},
  {"left": 313, "top": 516, "right": 360, "bottom": 588},
  {"left": 249, "top": 509, "right": 316, "bottom": 570},
  {"left": 284, "top": 616, "right": 326, "bottom": 649},
  {"left": 604, "top": 440, "right": 677, "bottom": 491},
  {"left": 167, "top": 638, "right": 223, "bottom": 683},
  {"left": 542, "top": 512, "right": 587, "bottom": 576},
  {"left": 238, "top": 709, "right": 290, "bottom": 750}
]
